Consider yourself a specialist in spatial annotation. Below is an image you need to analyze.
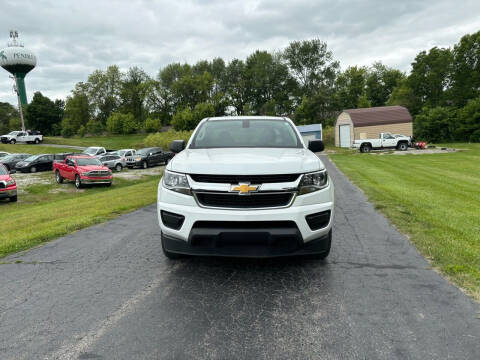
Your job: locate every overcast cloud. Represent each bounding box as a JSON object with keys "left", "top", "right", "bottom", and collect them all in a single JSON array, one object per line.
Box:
[{"left": 1, "top": 0, "right": 480, "bottom": 104}]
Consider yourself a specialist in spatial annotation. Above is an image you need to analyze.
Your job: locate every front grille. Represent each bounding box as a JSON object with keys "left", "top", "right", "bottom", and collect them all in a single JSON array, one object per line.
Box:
[
  {"left": 189, "top": 173, "right": 300, "bottom": 184},
  {"left": 195, "top": 192, "right": 293, "bottom": 208},
  {"left": 87, "top": 171, "right": 110, "bottom": 177}
]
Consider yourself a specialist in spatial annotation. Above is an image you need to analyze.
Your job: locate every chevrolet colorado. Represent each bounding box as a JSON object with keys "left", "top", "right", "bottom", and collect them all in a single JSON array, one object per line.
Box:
[{"left": 157, "top": 116, "right": 334, "bottom": 259}]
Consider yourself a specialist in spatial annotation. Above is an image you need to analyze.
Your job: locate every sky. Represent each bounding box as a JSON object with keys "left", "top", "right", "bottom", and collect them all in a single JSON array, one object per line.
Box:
[{"left": 1, "top": 0, "right": 480, "bottom": 105}]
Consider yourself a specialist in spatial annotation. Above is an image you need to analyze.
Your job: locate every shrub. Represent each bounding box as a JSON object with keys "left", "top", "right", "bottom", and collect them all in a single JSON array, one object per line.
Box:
[
  {"left": 456, "top": 97, "right": 480, "bottom": 142},
  {"left": 78, "top": 125, "right": 86, "bottom": 137},
  {"left": 143, "top": 129, "right": 194, "bottom": 150},
  {"left": 171, "top": 102, "right": 215, "bottom": 131},
  {"left": 106, "top": 113, "right": 124, "bottom": 134},
  {"left": 122, "top": 114, "right": 139, "bottom": 134},
  {"left": 86, "top": 119, "right": 105, "bottom": 135},
  {"left": 144, "top": 117, "right": 161, "bottom": 133},
  {"left": 414, "top": 106, "right": 456, "bottom": 142}
]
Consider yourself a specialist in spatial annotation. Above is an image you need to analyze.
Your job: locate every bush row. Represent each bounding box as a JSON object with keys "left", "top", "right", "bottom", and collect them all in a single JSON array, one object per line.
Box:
[{"left": 142, "top": 129, "right": 194, "bottom": 150}]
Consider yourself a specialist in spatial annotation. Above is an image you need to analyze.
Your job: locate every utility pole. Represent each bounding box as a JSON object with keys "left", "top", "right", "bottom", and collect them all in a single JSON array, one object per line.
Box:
[{"left": 11, "top": 75, "right": 25, "bottom": 131}]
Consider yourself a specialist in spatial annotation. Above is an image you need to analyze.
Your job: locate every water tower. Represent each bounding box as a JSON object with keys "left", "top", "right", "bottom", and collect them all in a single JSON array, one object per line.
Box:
[{"left": 0, "top": 30, "right": 37, "bottom": 131}]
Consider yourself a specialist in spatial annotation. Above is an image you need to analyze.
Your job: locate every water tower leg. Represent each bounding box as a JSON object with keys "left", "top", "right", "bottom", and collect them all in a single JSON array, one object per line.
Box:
[{"left": 13, "top": 76, "right": 26, "bottom": 131}]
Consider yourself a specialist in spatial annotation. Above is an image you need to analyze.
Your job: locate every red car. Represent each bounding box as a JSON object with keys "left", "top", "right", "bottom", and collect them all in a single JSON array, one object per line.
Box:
[
  {"left": 53, "top": 155, "right": 113, "bottom": 189},
  {"left": 0, "top": 163, "right": 17, "bottom": 202}
]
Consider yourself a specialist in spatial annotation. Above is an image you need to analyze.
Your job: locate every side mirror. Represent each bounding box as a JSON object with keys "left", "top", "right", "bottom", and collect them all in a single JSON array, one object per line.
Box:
[
  {"left": 170, "top": 140, "right": 185, "bottom": 153},
  {"left": 308, "top": 140, "right": 325, "bottom": 153}
]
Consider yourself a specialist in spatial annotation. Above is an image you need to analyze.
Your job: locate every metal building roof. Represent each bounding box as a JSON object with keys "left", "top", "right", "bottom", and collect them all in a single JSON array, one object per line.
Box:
[{"left": 343, "top": 106, "right": 412, "bottom": 127}]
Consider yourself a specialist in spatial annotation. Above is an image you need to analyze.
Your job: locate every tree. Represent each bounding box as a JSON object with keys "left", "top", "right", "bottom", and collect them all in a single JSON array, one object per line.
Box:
[
  {"left": 283, "top": 39, "right": 339, "bottom": 97},
  {"left": 414, "top": 106, "right": 456, "bottom": 142},
  {"left": 25, "top": 92, "right": 64, "bottom": 135},
  {"left": 120, "top": 66, "right": 150, "bottom": 122},
  {"left": 294, "top": 91, "right": 336, "bottom": 126},
  {"left": 335, "top": 66, "right": 367, "bottom": 109},
  {"left": 456, "top": 97, "right": 480, "bottom": 141},
  {"left": 0, "top": 102, "right": 19, "bottom": 134},
  {"left": 387, "top": 78, "right": 420, "bottom": 113},
  {"left": 245, "top": 50, "right": 293, "bottom": 115},
  {"left": 365, "top": 62, "right": 405, "bottom": 107},
  {"left": 62, "top": 92, "right": 91, "bottom": 135},
  {"left": 449, "top": 31, "right": 480, "bottom": 107},
  {"left": 357, "top": 94, "right": 371, "bottom": 108},
  {"left": 224, "top": 59, "right": 249, "bottom": 115},
  {"left": 171, "top": 102, "right": 215, "bottom": 130}
]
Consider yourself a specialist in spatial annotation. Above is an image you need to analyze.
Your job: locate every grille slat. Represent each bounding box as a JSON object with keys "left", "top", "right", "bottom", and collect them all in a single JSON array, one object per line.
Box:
[
  {"left": 87, "top": 170, "right": 110, "bottom": 177},
  {"left": 189, "top": 174, "right": 300, "bottom": 184},
  {"left": 196, "top": 192, "right": 293, "bottom": 208}
]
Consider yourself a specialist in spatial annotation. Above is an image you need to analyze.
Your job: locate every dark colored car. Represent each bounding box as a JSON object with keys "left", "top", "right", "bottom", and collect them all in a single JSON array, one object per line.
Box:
[
  {"left": 126, "top": 147, "right": 174, "bottom": 169},
  {"left": 0, "top": 152, "right": 10, "bottom": 158},
  {"left": 15, "top": 154, "right": 54, "bottom": 173},
  {"left": 0, "top": 153, "right": 31, "bottom": 171}
]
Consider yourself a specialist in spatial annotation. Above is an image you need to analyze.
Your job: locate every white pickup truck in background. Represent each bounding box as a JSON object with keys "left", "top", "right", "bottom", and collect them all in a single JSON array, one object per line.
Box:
[
  {"left": 0, "top": 131, "right": 43, "bottom": 144},
  {"left": 352, "top": 132, "right": 412, "bottom": 153}
]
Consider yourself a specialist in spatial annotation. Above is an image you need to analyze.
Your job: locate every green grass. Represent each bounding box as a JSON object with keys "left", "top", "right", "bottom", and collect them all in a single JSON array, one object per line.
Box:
[
  {"left": 0, "top": 143, "right": 77, "bottom": 155},
  {"left": 330, "top": 143, "right": 480, "bottom": 300},
  {"left": 0, "top": 172, "right": 161, "bottom": 258},
  {"left": 43, "top": 134, "right": 146, "bottom": 149}
]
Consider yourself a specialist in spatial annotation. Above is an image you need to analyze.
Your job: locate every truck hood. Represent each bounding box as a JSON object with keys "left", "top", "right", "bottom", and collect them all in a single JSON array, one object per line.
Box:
[
  {"left": 76, "top": 165, "right": 110, "bottom": 172},
  {"left": 168, "top": 148, "right": 324, "bottom": 175},
  {"left": 0, "top": 175, "right": 12, "bottom": 182}
]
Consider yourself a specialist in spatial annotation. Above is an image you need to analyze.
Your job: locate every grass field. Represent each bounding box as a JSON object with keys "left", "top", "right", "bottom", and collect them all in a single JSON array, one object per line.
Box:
[
  {"left": 43, "top": 134, "right": 146, "bottom": 149},
  {"left": 0, "top": 171, "right": 160, "bottom": 259},
  {"left": 0, "top": 143, "right": 78, "bottom": 155},
  {"left": 330, "top": 143, "right": 480, "bottom": 300}
]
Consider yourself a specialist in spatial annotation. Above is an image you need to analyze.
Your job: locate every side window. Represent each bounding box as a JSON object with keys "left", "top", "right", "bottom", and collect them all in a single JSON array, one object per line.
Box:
[
  {"left": 125, "top": 151, "right": 131, "bottom": 157},
  {"left": 66, "top": 159, "right": 74, "bottom": 166}
]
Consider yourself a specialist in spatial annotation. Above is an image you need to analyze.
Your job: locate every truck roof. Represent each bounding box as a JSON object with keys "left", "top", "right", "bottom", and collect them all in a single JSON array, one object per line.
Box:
[{"left": 206, "top": 116, "right": 287, "bottom": 121}]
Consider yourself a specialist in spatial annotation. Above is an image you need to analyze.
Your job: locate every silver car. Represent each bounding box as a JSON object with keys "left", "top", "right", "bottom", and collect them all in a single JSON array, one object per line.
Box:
[{"left": 98, "top": 154, "right": 126, "bottom": 172}]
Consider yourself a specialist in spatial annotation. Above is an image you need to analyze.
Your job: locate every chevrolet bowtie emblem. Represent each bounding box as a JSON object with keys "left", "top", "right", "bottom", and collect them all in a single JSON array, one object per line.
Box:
[{"left": 231, "top": 183, "right": 259, "bottom": 194}]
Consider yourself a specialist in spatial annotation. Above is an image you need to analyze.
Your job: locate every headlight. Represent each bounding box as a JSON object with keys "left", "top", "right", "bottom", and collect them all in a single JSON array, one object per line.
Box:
[
  {"left": 136, "top": 157, "right": 142, "bottom": 161},
  {"left": 162, "top": 170, "right": 191, "bottom": 195},
  {"left": 298, "top": 170, "right": 328, "bottom": 195},
  {"left": 6, "top": 179, "right": 15, "bottom": 186}
]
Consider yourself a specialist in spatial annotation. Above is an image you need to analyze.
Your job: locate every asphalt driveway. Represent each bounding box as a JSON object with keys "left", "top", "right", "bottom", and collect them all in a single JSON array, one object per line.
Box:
[{"left": 0, "top": 156, "right": 478, "bottom": 359}]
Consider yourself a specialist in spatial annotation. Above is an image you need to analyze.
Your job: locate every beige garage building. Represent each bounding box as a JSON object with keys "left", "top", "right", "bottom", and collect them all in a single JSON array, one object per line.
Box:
[{"left": 335, "top": 106, "right": 413, "bottom": 147}]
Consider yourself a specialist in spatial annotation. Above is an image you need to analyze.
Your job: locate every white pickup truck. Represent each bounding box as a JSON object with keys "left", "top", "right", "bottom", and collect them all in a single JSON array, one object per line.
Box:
[
  {"left": 157, "top": 116, "right": 334, "bottom": 260},
  {"left": 352, "top": 132, "right": 411, "bottom": 153},
  {"left": 1, "top": 131, "right": 43, "bottom": 144}
]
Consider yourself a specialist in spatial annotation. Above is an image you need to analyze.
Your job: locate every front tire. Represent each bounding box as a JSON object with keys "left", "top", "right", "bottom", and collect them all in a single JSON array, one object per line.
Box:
[
  {"left": 56, "top": 170, "right": 64, "bottom": 184},
  {"left": 10, "top": 139, "right": 15, "bottom": 144},
  {"left": 34, "top": 138, "right": 40, "bottom": 144},
  {"left": 115, "top": 164, "right": 123, "bottom": 172},
  {"left": 30, "top": 166, "right": 37, "bottom": 173},
  {"left": 142, "top": 161, "right": 148, "bottom": 169},
  {"left": 9, "top": 195, "right": 17, "bottom": 202},
  {"left": 75, "top": 175, "right": 82, "bottom": 189},
  {"left": 397, "top": 142, "right": 408, "bottom": 151},
  {"left": 360, "top": 144, "right": 371, "bottom": 153},
  {"left": 161, "top": 233, "right": 183, "bottom": 259}
]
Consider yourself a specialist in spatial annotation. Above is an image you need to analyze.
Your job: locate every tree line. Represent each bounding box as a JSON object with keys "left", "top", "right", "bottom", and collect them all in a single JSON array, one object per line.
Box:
[{"left": 1, "top": 31, "right": 479, "bottom": 142}]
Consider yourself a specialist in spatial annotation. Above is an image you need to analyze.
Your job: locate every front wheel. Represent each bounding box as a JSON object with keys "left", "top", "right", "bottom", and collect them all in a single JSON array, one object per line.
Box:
[
  {"left": 397, "top": 142, "right": 408, "bottom": 151},
  {"left": 30, "top": 166, "right": 37, "bottom": 173},
  {"left": 142, "top": 161, "right": 148, "bottom": 169},
  {"left": 9, "top": 195, "right": 17, "bottom": 202},
  {"left": 56, "top": 170, "right": 63, "bottom": 184},
  {"left": 360, "top": 144, "right": 371, "bottom": 153},
  {"left": 75, "top": 175, "right": 82, "bottom": 189},
  {"left": 10, "top": 139, "right": 15, "bottom": 144},
  {"left": 35, "top": 138, "right": 40, "bottom": 144},
  {"left": 115, "top": 164, "right": 122, "bottom": 172}
]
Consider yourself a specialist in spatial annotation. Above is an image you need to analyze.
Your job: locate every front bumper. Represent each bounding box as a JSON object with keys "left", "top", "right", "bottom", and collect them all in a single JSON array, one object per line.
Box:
[
  {"left": 126, "top": 161, "right": 142, "bottom": 168},
  {"left": 157, "top": 180, "right": 334, "bottom": 257},
  {"left": 0, "top": 188, "right": 17, "bottom": 198},
  {"left": 80, "top": 176, "right": 112, "bottom": 184}
]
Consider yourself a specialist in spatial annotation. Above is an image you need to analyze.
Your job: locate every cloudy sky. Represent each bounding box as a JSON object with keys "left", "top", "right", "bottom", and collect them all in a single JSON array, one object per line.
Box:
[{"left": 1, "top": 0, "right": 480, "bottom": 105}]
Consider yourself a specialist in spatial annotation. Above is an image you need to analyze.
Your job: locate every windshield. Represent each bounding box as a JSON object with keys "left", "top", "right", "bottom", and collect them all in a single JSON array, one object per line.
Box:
[
  {"left": 0, "top": 166, "right": 8, "bottom": 175},
  {"left": 24, "top": 156, "right": 38, "bottom": 162},
  {"left": 76, "top": 158, "right": 102, "bottom": 166},
  {"left": 8, "top": 131, "right": 19, "bottom": 135},
  {"left": 137, "top": 149, "right": 151, "bottom": 155},
  {"left": 190, "top": 119, "right": 302, "bottom": 149},
  {"left": 83, "top": 148, "right": 99, "bottom": 155}
]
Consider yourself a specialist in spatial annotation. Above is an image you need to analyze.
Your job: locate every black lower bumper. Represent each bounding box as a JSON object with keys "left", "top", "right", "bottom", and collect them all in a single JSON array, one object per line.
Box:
[{"left": 162, "top": 221, "right": 331, "bottom": 258}]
